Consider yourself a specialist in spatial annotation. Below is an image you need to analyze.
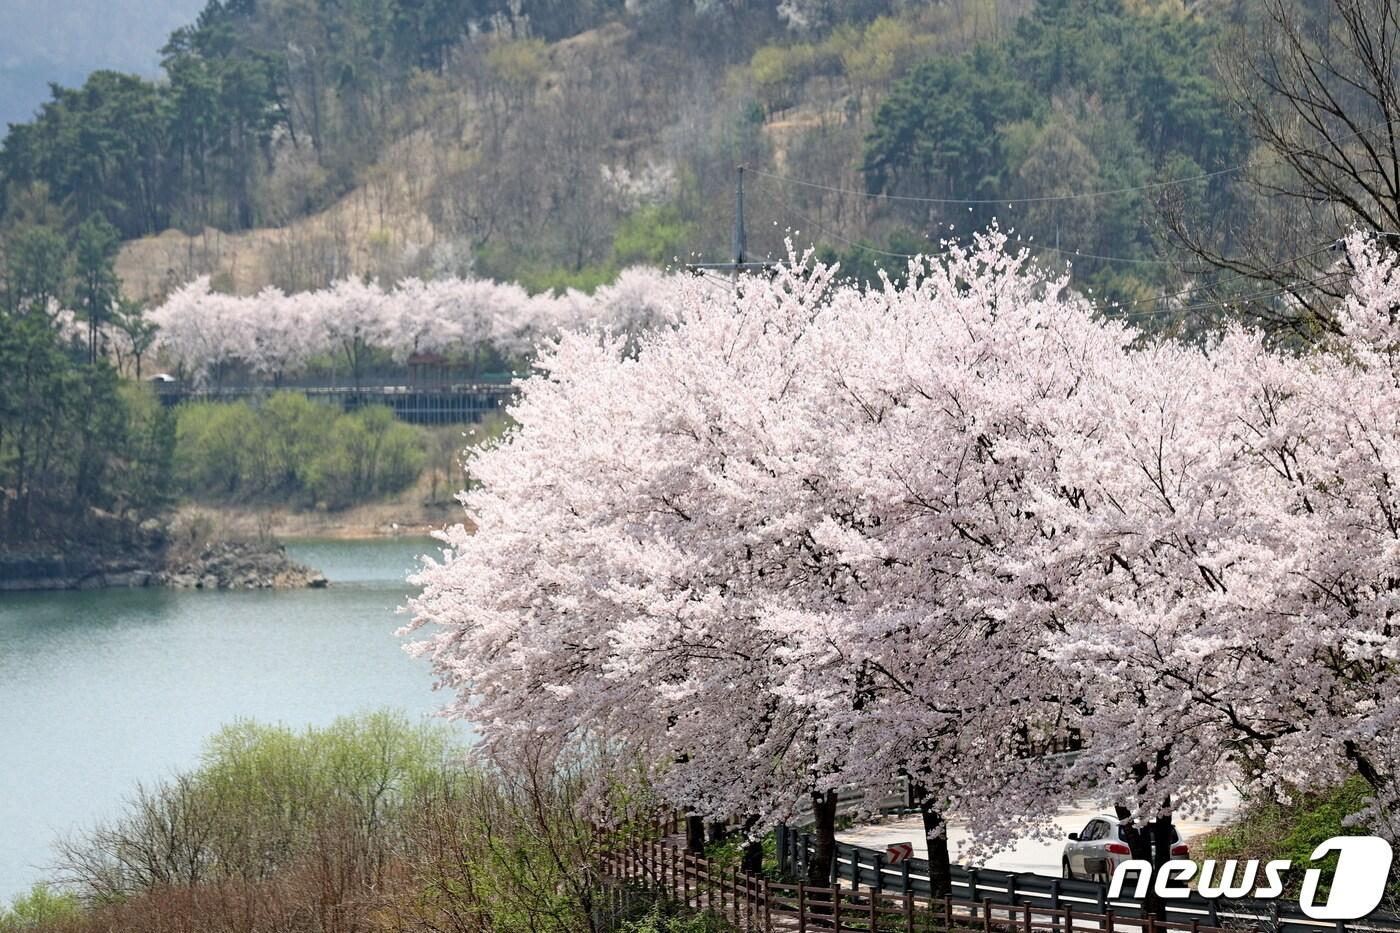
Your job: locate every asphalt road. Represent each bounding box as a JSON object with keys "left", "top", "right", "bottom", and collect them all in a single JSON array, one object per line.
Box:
[{"left": 837, "top": 787, "right": 1244, "bottom": 876}]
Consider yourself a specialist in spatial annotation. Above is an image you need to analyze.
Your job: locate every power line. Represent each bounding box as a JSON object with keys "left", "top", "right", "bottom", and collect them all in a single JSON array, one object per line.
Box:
[
  {"left": 749, "top": 117, "right": 1400, "bottom": 207},
  {"left": 1115, "top": 271, "right": 1351, "bottom": 322},
  {"left": 1104, "top": 243, "right": 1341, "bottom": 312},
  {"left": 752, "top": 180, "right": 1175, "bottom": 268},
  {"left": 751, "top": 180, "right": 1352, "bottom": 322}
]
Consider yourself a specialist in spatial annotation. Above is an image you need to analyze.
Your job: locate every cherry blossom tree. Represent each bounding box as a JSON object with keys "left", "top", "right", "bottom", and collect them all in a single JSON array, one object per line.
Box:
[
  {"left": 1033, "top": 237, "right": 1400, "bottom": 864},
  {"left": 146, "top": 267, "right": 687, "bottom": 386},
  {"left": 402, "top": 226, "right": 1400, "bottom": 889},
  {"left": 403, "top": 233, "right": 1120, "bottom": 887}
]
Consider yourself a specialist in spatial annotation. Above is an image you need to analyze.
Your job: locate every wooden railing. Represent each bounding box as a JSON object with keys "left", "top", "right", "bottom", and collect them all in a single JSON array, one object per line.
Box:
[{"left": 598, "top": 831, "right": 1242, "bottom": 933}]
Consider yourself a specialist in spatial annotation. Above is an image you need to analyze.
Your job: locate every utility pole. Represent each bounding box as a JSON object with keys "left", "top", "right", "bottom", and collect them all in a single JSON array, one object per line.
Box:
[
  {"left": 686, "top": 166, "right": 775, "bottom": 278},
  {"left": 733, "top": 164, "right": 746, "bottom": 267}
]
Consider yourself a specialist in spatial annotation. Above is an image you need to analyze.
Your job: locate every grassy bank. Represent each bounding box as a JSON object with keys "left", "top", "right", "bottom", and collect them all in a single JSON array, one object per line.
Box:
[{"left": 1198, "top": 778, "right": 1396, "bottom": 899}]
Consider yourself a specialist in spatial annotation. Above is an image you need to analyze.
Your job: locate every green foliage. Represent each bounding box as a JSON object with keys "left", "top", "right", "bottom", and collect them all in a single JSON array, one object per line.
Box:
[
  {"left": 196, "top": 711, "right": 459, "bottom": 846},
  {"left": 51, "top": 709, "right": 616, "bottom": 931},
  {"left": 303, "top": 405, "right": 427, "bottom": 508},
  {"left": 1201, "top": 778, "right": 1378, "bottom": 897},
  {"left": 613, "top": 204, "right": 697, "bottom": 267},
  {"left": 0, "top": 216, "right": 176, "bottom": 538},
  {"left": 863, "top": 46, "right": 1037, "bottom": 224},
  {"left": 0, "top": 309, "right": 175, "bottom": 535},
  {"left": 0, "top": 0, "right": 619, "bottom": 237},
  {"left": 175, "top": 394, "right": 426, "bottom": 508},
  {"left": 859, "top": 0, "right": 1243, "bottom": 282},
  {"left": 0, "top": 71, "right": 170, "bottom": 237},
  {"left": 57, "top": 710, "right": 464, "bottom": 900},
  {"left": 619, "top": 902, "right": 737, "bottom": 932},
  {"left": 4, "top": 226, "right": 69, "bottom": 313},
  {"left": 817, "top": 230, "right": 929, "bottom": 288},
  {"left": 73, "top": 215, "right": 119, "bottom": 314},
  {"left": 518, "top": 262, "right": 622, "bottom": 296},
  {"left": 1008, "top": 0, "right": 1239, "bottom": 169},
  {"left": 0, "top": 883, "right": 79, "bottom": 931}
]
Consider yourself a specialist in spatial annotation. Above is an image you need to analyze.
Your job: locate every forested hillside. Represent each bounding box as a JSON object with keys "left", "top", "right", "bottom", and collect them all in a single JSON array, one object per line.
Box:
[{"left": 0, "top": 0, "right": 1390, "bottom": 323}]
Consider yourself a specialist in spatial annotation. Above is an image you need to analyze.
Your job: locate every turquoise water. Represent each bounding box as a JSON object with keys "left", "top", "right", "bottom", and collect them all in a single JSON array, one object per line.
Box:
[{"left": 0, "top": 537, "right": 461, "bottom": 902}]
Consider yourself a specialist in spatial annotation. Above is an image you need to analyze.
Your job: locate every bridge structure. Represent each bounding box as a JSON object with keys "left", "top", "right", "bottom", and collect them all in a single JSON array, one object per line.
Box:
[{"left": 154, "top": 380, "right": 517, "bottom": 425}]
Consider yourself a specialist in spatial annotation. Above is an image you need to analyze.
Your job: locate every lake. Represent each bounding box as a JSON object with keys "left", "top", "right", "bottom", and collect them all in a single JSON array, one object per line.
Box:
[{"left": 0, "top": 537, "right": 462, "bottom": 902}]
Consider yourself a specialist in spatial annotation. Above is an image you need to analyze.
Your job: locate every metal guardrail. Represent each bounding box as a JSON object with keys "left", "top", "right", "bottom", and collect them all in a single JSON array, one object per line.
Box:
[
  {"left": 153, "top": 382, "right": 517, "bottom": 424},
  {"left": 606, "top": 828, "right": 1235, "bottom": 933},
  {"left": 776, "top": 827, "right": 1400, "bottom": 933}
]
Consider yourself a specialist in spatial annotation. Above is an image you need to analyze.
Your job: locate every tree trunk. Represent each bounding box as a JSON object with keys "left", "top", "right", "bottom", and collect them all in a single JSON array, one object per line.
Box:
[
  {"left": 1113, "top": 804, "right": 1151, "bottom": 862},
  {"left": 743, "top": 839, "right": 765, "bottom": 875},
  {"left": 740, "top": 815, "right": 765, "bottom": 875},
  {"left": 806, "top": 790, "right": 839, "bottom": 886},
  {"left": 1149, "top": 811, "right": 1175, "bottom": 868},
  {"left": 920, "top": 802, "right": 953, "bottom": 897},
  {"left": 1123, "top": 800, "right": 1174, "bottom": 920},
  {"left": 685, "top": 815, "right": 706, "bottom": 854}
]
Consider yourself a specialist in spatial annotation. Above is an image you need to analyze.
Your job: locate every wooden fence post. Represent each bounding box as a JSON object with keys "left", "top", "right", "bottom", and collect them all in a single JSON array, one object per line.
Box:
[
  {"left": 798, "top": 884, "right": 808, "bottom": 933},
  {"left": 735, "top": 869, "right": 742, "bottom": 929},
  {"left": 703, "top": 854, "right": 710, "bottom": 912}
]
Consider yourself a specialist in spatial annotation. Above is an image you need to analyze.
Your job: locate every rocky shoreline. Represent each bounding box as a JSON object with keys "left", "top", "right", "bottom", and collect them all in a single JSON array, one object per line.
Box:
[
  {"left": 0, "top": 536, "right": 327, "bottom": 593},
  {"left": 161, "top": 540, "right": 328, "bottom": 590}
]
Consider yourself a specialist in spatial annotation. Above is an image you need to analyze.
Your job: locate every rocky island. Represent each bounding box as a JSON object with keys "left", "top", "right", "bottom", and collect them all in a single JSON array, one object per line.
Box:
[{"left": 0, "top": 514, "right": 326, "bottom": 592}]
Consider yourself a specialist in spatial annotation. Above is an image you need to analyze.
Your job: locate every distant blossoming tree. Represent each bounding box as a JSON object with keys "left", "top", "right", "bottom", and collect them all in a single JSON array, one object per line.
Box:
[{"left": 147, "top": 267, "right": 689, "bottom": 386}]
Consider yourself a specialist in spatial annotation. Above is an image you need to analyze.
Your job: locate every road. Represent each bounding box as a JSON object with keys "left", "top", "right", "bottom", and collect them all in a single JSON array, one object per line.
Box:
[{"left": 837, "top": 787, "right": 1244, "bottom": 876}]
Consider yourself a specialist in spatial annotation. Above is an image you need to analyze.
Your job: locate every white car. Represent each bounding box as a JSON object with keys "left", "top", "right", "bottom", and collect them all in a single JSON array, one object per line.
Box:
[
  {"left": 149, "top": 373, "right": 178, "bottom": 384},
  {"left": 1061, "top": 814, "right": 1188, "bottom": 882}
]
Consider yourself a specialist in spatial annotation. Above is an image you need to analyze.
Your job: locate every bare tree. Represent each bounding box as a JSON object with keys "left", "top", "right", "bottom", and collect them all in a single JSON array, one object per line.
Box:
[{"left": 1162, "top": 0, "right": 1400, "bottom": 336}]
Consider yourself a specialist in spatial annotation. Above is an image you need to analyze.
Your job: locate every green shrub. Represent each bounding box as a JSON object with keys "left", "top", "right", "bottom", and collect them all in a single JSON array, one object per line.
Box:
[
  {"left": 618, "top": 902, "right": 735, "bottom": 932},
  {"left": 304, "top": 405, "right": 426, "bottom": 508},
  {"left": 175, "top": 395, "right": 425, "bottom": 508},
  {"left": 612, "top": 204, "right": 696, "bottom": 267},
  {"left": 50, "top": 710, "right": 613, "bottom": 932},
  {"left": 1201, "top": 777, "right": 1379, "bottom": 897},
  {"left": 0, "top": 883, "right": 79, "bottom": 931},
  {"left": 57, "top": 711, "right": 462, "bottom": 899},
  {"left": 176, "top": 400, "right": 264, "bottom": 495}
]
